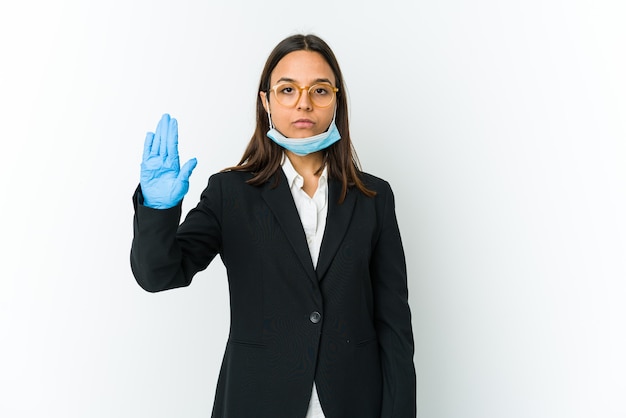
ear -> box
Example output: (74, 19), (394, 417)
(259, 91), (269, 114)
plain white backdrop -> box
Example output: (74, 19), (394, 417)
(1, 0), (625, 417)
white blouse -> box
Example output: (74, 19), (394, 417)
(281, 155), (328, 418)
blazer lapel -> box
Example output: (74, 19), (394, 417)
(261, 172), (317, 283)
(316, 179), (357, 281)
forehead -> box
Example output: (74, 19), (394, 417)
(271, 50), (336, 85)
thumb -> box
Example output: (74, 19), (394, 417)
(178, 158), (198, 182)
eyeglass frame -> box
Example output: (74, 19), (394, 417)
(268, 82), (339, 108)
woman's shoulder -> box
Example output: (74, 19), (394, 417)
(358, 171), (393, 193)
(199, 170), (260, 202)
(208, 169), (256, 184)
(199, 170), (257, 195)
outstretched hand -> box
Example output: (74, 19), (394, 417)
(140, 114), (197, 209)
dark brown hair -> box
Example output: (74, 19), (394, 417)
(227, 34), (375, 202)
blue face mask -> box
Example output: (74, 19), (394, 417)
(265, 106), (341, 156)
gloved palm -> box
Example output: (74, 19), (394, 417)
(140, 113), (197, 209)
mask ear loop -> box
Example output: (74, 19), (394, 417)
(265, 96), (274, 130)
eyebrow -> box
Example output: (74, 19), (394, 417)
(276, 77), (335, 85)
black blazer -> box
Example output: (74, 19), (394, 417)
(131, 170), (416, 418)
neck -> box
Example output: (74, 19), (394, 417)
(285, 151), (324, 197)
(285, 150), (324, 176)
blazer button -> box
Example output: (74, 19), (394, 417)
(309, 311), (321, 324)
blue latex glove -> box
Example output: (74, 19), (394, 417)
(140, 114), (197, 209)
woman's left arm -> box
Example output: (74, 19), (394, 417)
(370, 181), (417, 417)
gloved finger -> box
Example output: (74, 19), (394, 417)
(166, 116), (179, 163)
(178, 158), (198, 182)
(151, 113), (169, 157)
(159, 114), (171, 158)
(142, 132), (155, 162)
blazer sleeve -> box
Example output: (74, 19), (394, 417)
(370, 181), (417, 417)
(130, 175), (223, 292)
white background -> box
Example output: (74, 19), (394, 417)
(1, 1), (625, 417)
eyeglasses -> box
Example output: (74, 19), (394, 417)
(269, 82), (339, 108)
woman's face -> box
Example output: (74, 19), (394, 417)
(260, 50), (337, 139)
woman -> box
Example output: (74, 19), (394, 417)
(131, 34), (416, 418)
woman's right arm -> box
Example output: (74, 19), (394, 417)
(130, 114), (221, 292)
